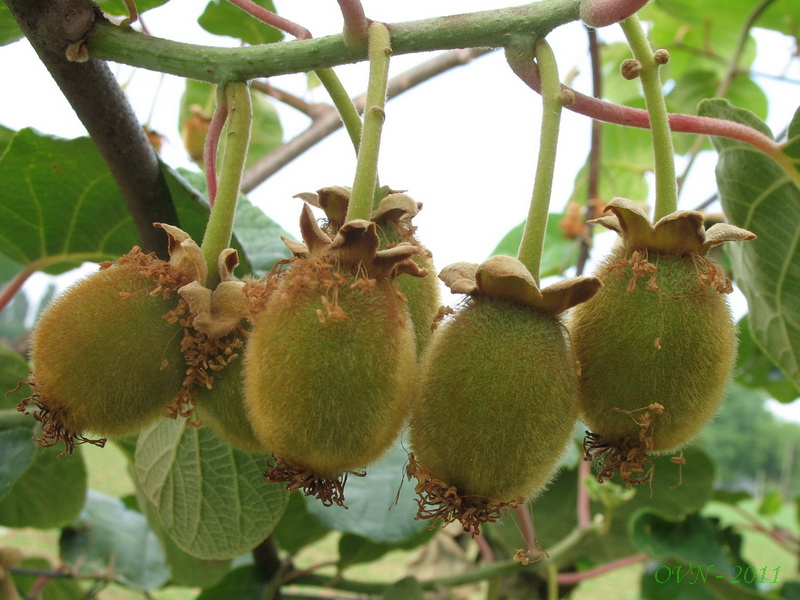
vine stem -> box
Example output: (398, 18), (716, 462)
(200, 82), (252, 287)
(510, 38), (563, 285)
(619, 16), (676, 221)
(315, 68), (363, 154)
(345, 22), (392, 222)
(204, 85), (229, 206)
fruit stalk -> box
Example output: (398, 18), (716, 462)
(315, 68), (363, 153)
(619, 15), (677, 221)
(200, 81), (252, 287)
(509, 38), (563, 285)
(346, 22), (392, 222)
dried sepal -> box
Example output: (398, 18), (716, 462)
(264, 457), (365, 508)
(439, 256), (600, 317)
(371, 192), (422, 223)
(282, 204), (424, 280)
(407, 453), (524, 535)
(294, 186), (351, 231)
(590, 197), (756, 256)
(154, 222), (208, 285)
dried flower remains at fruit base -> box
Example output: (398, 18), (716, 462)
(571, 198), (755, 487)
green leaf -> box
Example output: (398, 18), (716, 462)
(0, 342), (29, 410)
(0, 127), (271, 276)
(701, 99), (800, 390)
(272, 490), (331, 554)
(757, 490), (783, 516)
(305, 439), (430, 544)
(666, 72), (767, 121)
(198, 0), (283, 46)
(59, 489), (170, 590)
(712, 489), (751, 505)
(196, 565), (271, 600)
(134, 416), (289, 560)
(382, 576), (425, 600)
(782, 582), (800, 600)
(132, 464), (233, 588)
(631, 512), (743, 577)
(735, 315), (800, 403)
(0, 4), (23, 46)
(0, 444), (87, 528)
(0, 428), (36, 500)
(93, 0), (170, 17)
(641, 562), (717, 600)
(12, 557), (85, 600)
(490, 213), (581, 278)
(0, 123), (14, 154)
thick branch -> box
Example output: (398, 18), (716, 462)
(241, 47), (492, 192)
(4, 0), (179, 258)
(86, 0), (580, 83)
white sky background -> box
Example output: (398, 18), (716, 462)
(0, 0), (798, 418)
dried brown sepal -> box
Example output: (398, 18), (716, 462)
(406, 453), (524, 535)
(264, 457), (365, 508)
(16, 381), (106, 456)
(582, 402), (665, 488)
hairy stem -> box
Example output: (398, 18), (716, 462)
(556, 553), (649, 585)
(619, 16), (676, 221)
(315, 68), (363, 154)
(510, 38), (563, 285)
(86, 0), (580, 82)
(201, 82), (252, 287)
(345, 22), (392, 222)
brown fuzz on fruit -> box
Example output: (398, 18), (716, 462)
(19, 244), (193, 454)
(408, 256), (601, 533)
(245, 204), (423, 505)
(296, 187), (441, 355)
(572, 198), (755, 487)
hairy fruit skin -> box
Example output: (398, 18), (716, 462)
(569, 249), (736, 452)
(410, 297), (578, 507)
(28, 262), (185, 444)
(244, 260), (416, 478)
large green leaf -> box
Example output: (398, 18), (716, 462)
(0, 4), (23, 46)
(198, 0), (283, 46)
(305, 439), (430, 544)
(0, 428), (36, 501)
(0, 342), (29, 410)
(337, 527), (435, 571)
(0, 128), (292, 280)
(94, 0), (171, 17)
(134, 416), (289, 560)
(735, 315), (799, 403)
(701, 99), (800, 389)
(59, 489), (170, 590)
(383, 577), (425, 600)
(196, 565), (272, 600)
(0, 444), (87, 528)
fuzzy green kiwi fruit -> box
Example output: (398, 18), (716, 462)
(568, 198), (755, 485)
(407, 256), (601, 532)
(243, 208), (420, 506)
(23, 254), (185, 452)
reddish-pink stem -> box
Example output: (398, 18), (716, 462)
(0, 265), (36, 313)
(556, 553), (649, 585)
(204, 94), (228, 207)
(508, 56), (782, 157)
(225, 0), (312, 39)
(473, 532), (496, 563)
(516, 504), (540, 558)
(336, 0), (370, 50)
(581, 0), (649, 28)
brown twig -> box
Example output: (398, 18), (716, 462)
(4, 0), (179, 259)
(241, 47), (493, 192)
(250, 80), (330, 118)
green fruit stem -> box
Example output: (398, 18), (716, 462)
(201, 81), (252, 287)
(315, 68), (363, 154)
(346, 22), (392, 222)
(513, 38), (562, 286)
(619, 15), (677, 222)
